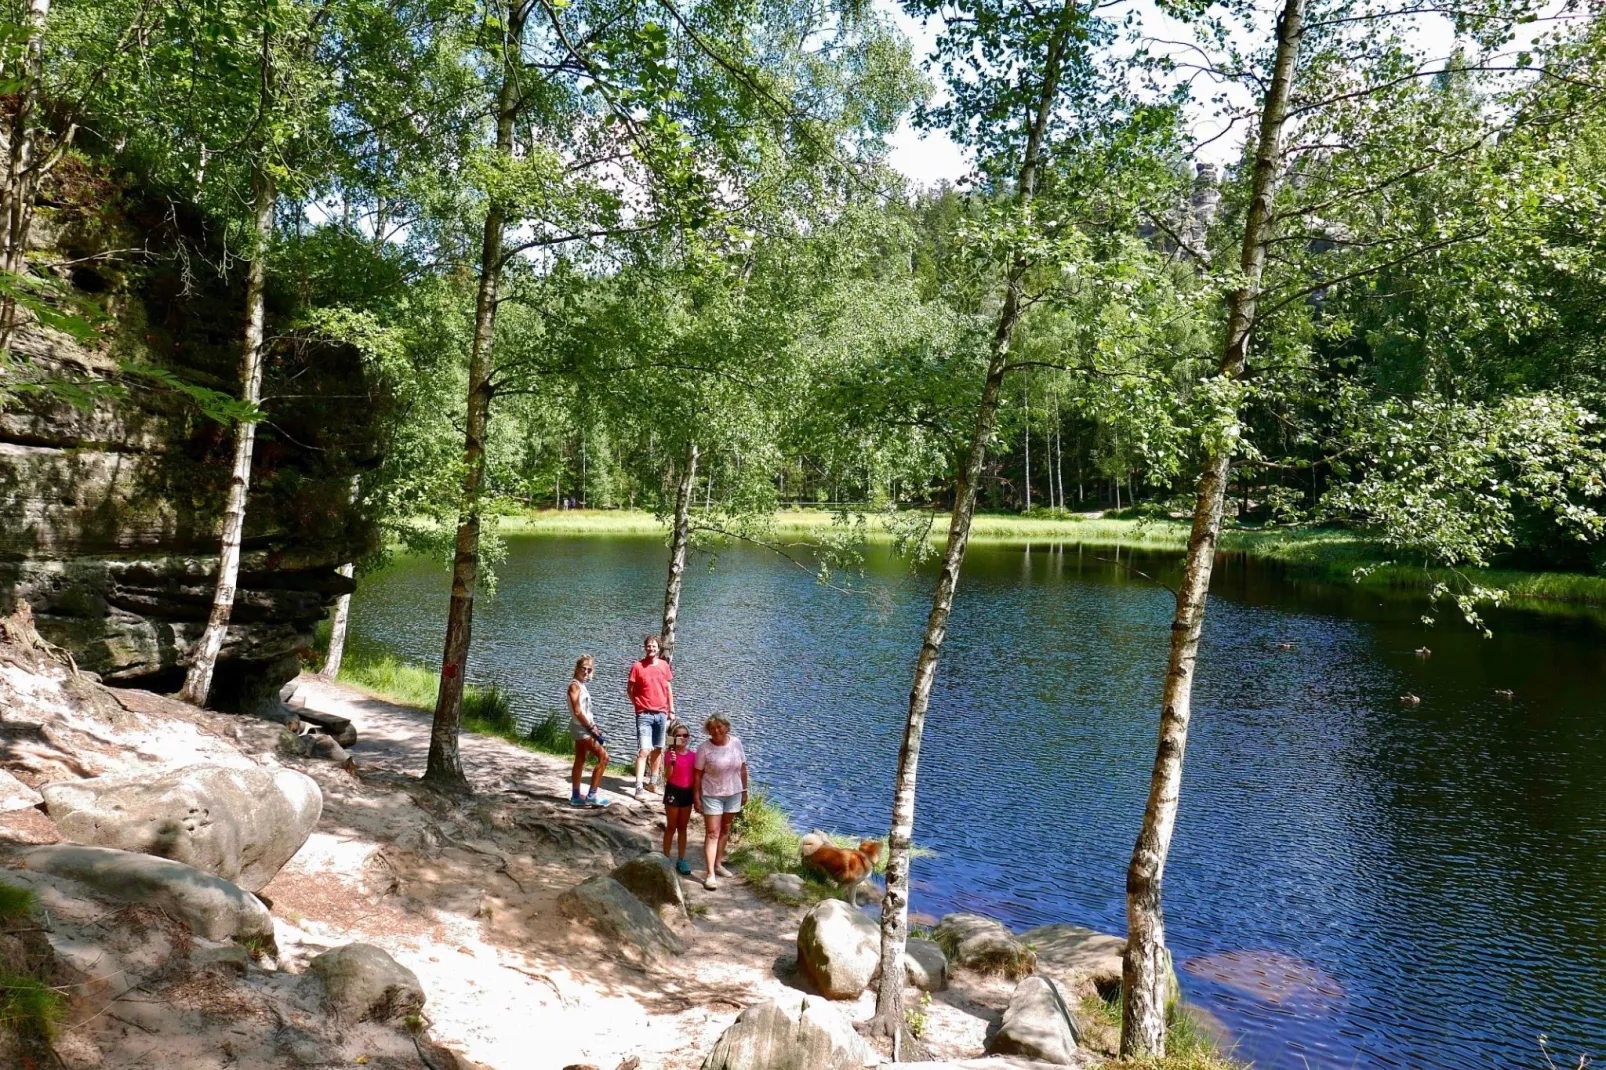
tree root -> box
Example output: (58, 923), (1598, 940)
(855, 1014), (932, 1062)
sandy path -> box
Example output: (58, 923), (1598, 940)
(266, 675), (1002, 1070)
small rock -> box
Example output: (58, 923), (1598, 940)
(610, 852), (687, 919)
(40, 764), (322, 891)
(308, 943), (426, 1023)
(796, 899), (878, 1000)
(559, 876), (688, 962)
(700, 995), (872, 1070)
(23, 844), (274, 942)
(934, 913), (1035, 976)
(0, 769), (43, 812)
(986, 975), (1081, 1065)
(905, 937), (948, 991)
(310, 734), (348, 763)
(759, 872), (807, 903)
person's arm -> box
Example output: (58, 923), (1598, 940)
(567, 681), (593, 732)
(626, 665), (639, 707)
(692, 766), (704, 811)
(666, 679), (675, 719)
(740, 740), (748, 800)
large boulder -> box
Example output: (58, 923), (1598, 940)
(701, 995), (872, 1070)
(796, 899), (878, 1000)
(934, 913), (1035, 976)
(308, 943), (425, 1023)
(22, 844), (273, 942)
(1021, 924), (1181, 1005)
(1018, 924), (1123, 992)
(40, 764), (321, 891)
(558, 876), (688, 963)
(986, 976), (1082, 1065)
(905, 937), (948, 992)
(610, 852), (687, 921)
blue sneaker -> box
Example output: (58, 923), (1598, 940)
(585, 792), (611, 808)
(570, 792), (586, 807)
(676, 858), (692, 876)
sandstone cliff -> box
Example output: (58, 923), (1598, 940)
(1, 161), (385, 711)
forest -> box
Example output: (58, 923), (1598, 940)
(2, 0), (1605, 1066)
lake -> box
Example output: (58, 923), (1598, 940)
(344, 534), (1606, 1070)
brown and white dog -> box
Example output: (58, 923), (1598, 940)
(799, 832), (883, 906)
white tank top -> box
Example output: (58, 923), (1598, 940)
(571, 679), (592, 721)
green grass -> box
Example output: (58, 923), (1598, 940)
(329, 646), (632, 774)
(484, 507), (1606, 610)
(730, 793), (895, 905)
(1084, 990), (1249, 1070)
(0, 882), (67, 1053)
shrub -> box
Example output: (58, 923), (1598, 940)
(526, 711), (572, 752)
(461, 683), (514, 733)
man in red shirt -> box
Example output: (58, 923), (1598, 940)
(626, 634), (675, 800)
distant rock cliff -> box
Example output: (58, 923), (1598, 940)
(0, 164), (385, 712)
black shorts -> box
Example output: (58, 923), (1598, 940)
(664, 783), (695, 808)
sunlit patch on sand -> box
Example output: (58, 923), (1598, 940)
(1184, 950), (1345, 1010)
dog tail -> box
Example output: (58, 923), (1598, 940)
(799, 831), (830, 859)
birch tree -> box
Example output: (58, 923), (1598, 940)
(1119, 0), (1577, 1052)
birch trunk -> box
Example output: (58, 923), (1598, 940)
(868, 6), (1074, 1050)
(424, 1), (522, 789)
(0, 0), (52, 351)
(660, 441), (698, 658)
(323, 563), (355, 678)
(180, 166), (274, 707)
(1023, 378), (1032, 512)
(1120, 0), (1303, 1054)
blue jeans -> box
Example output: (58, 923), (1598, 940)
(636, 711), (667, 751)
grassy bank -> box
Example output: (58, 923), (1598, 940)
(490, 508), (1606, 609)
(326, 645), (635, 775)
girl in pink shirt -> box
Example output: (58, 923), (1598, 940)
(661, 723), (696, 875)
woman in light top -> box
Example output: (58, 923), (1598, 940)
(567, 655), (610, 807)
(693, 714), (748, 890)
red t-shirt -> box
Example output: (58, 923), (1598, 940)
(627, 656), (673, 713)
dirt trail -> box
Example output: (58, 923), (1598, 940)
(271, 675), (1005, 1068)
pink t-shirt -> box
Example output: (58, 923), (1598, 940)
(664, 748), (696, 789)
(695, 736), (747, 797)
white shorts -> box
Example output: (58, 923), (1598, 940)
(701, 792), (743, 816)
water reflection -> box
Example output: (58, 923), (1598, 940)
(347, 536), (1606, 1070)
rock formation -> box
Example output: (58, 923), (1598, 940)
(2, 170), (385, 712)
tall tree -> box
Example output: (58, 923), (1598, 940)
(867, 0), (1150, 1046)
(1118, 0), (1587, 1052)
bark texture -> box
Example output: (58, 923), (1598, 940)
(660, 441), (699, 658)
(322, 563), (355, 678)
(0, 0), (58, 351)
(1119, 0), (1304, 1054)
(869, 6), (1074, 1050)
(425, 1), (523, 788)
(179, 167), (274, 708)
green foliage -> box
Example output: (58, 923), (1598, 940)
(0, 882), (36, 925)
(460, 683), (514, 734)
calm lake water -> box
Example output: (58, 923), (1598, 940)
(346, 534), (1606, 1070)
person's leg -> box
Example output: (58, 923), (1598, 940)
(675, 806), (689, 858)
(588, 741), (608, 793)
(633, 716), (649, 794)
(644, 715), (665, 790)
(662, 804), (679, 856)
(702, 809), (721, 881)
(715, 811), (737, 870)
(570, 741), (586, 801)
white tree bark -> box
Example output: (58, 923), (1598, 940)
(869, 4), (1076, 1050)
(180, 166), (274, 707)
(323, 563), (356, 678)
(1120, 0), (1304, 1054)
(660, 441), (699, 658)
